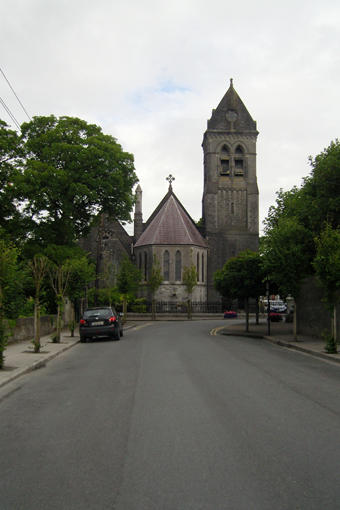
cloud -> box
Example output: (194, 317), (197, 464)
(1, 0), (340, 236)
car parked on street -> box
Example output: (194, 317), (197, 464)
(224, 310), (238, 319)
(79, 307), (123, 342)
(268, 312), (282, 322)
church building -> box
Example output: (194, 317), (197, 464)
(79, 80), (259, 305)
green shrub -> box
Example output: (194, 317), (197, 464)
(130, 298), (147, 313)
(322, 332), (338, 354)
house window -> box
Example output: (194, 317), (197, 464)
(197, 252), (200, 282)
(234, 146), (244, 176)
(220, 146), (230, 175)
(175, 250), (181, 281)
(164, 250), (170, 281)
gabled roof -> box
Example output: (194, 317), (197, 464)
(134, 190), (207, 248)
(207, 79), (257, 133)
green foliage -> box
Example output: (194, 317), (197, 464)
(314, 224), (340, 311)
(117, 255), (141, 297)
(66, 255), (95, 302)
(148, 255), (163, 296)
(322, 332), (337, 354)
(214, 250), (266, 300)
(87, 287), (121, 308)
(0, 240), (23, 367)
(304, 139), (340, 232)
(117, 255), (142, 322)
(261, 217), (314, 299)
(147, 256), (163, 319)
(0, 121), (22, 238)
(4, 115), (138, 247)
(182, 263), (198, 297)
(130, 298), (147, 313)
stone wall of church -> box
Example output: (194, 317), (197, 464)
(134, 244), (208, 302)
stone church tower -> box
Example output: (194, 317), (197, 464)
(202, 79), (259, 301)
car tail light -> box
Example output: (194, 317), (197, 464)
(108, 316), (117, 323)
(80, 319), (87, 325)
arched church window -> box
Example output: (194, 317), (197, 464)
(234, 145), (244, 176)
(202, 253), (204, 282)
(231, 202), (234, 214)
(144, 252), (147, 281)
(164, 250), (170, 281)
(175, 250), (181, 281)
(220, 146), (230, 176)
(138, 252), (142, 270)
(197, 252), (200, 282)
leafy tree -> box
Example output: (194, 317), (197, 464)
(303, 139), (340, 233)
(100, 258), (117, 308)
(214, 250), (266, 331)
(313, 224), (340, 353)
(0, 241), (22, 368)
(10, 115), (138, 248)
(117, 255), (142, 323)
(182, 262), (198, 320)
(0, 121), (22, 238)
(261, 217), (314, 340)
(147, 255), (164, 320)
(264, 140), (340, 240)
(29, 256), (50, 352)
(49, 264), (72, 342)
(65, 256), (96, 334)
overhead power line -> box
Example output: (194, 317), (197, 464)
(0, 67), (31, 125)
(0, 96), (21, 131)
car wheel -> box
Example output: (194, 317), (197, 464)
(120, 329), (123, 337)
(113, 328), (120, 340)
(80, 335), (87, 343)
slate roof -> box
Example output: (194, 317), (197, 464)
(207, 79), (258, 133)
(134, 191), (207, 248)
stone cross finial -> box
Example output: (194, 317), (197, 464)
(166, 174), (175, 190)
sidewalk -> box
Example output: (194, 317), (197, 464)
(221, 319), (340, 364)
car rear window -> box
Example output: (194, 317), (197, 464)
(83, 309), (112, 319)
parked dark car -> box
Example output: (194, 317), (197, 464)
(79, 307), (123, 342)
(224, 310), (238, 318)
(268, 312), (282, 322)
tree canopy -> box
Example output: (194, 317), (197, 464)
(1, 115), (138, 249)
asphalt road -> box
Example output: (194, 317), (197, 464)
(1, 319), (340, 510)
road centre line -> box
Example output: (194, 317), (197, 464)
(131, 323), (154, 331)
(211, 326), (225, 336)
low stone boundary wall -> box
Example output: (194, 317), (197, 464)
(6, 315), (58, 344)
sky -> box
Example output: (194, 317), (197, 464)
(1, 0), (340, 235)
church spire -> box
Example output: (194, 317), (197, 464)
(134, 184), (143, 241)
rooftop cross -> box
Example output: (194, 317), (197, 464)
(166, 174), (175, 190)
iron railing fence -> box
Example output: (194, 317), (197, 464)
(127, 299), (258, 314)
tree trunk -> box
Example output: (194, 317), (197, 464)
(70, 304), (75, 337)
(122, 298), (127, 324)
(245, 298), (249, 332)
(152, 299), (156, 321)
(56, 304), (61, 342)
(33, 300), (41, 352)
(187, 299), (192, 320)
(334, 304), (337, 345)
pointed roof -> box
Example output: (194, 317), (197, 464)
(134, 190), (207, 248)
(207, 79), (257, 133)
